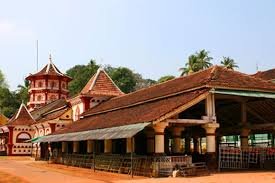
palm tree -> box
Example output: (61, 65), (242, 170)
(179, 54), (199, 76)
(196, 49), (213, 70)
(179, 50), (213, 76)
(221, 57), (238, 70)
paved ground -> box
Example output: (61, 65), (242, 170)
(0, 157), (275, 183)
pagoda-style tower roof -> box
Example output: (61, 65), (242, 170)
(80, 68), (124, 97)
(26, 55), (72, 81)
(8, 103), (35, 126)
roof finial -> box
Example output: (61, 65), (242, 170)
(49, 53), (52, 63)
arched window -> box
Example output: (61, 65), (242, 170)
(16, 132), (31, 143)
(75, 106), (80, 121)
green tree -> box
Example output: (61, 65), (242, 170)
(15, 79), (29, 104)
(107, 67), (137, 93)
(157, 75), (175, 83)
(179, 50), (213, 76)
(196, 49), (213, 69)
(221, 57), (238, 70)
(134, 73), (156, 90)
(0, 87), (20, 118)
(0, 70), (8, 88)
(66, 59), (99, 96)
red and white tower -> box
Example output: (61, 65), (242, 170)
(26, 55), (72, 111)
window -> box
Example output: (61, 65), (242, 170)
(37, 95), (42, 101)
(38, 82), (43, 88)
(50, 81), (56, 88)
(16, 132), (31, 143)
(50, 95), (57, 101)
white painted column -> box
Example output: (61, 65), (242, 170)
(62, 142), (67, 153)
(172, 127), (184, 154)
(202, 123), (220, 153)
(104, 139), (112, 153)
(73, 141), (79, 153)
(153, 122), (169, 154)
(126, 138), (135, 153)
(87, 140), (94, 153)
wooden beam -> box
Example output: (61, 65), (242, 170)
(167, 118), (209, 124)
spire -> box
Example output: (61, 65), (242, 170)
(49, 54), (52, 63)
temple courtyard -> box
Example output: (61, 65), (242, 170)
(0, 157), (274, 183)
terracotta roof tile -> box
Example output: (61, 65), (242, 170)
(26, 58), (72, 81)
(82, 66), (275, 117)
(31, 99), (71, 123)
(81, 68), (124, 97)
(52, 66), (275, 135)
(52, 89), (208, 134)
(8, 104), (35, 126)
(252, 68), (275, 81)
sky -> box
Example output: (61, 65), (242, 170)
(0, 0), (275, 90)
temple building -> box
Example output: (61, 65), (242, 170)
(69, 68), (124, 121)
(35, 66), (275, 175)
(26, 55), (72, 111)
(0, 103), (35, 155)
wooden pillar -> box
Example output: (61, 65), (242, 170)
(240, 128), (250, 148)
(104, 139), (112, 153)
(240, 100), (250, 148)
(146, 130), (155, 154)
(87, 140), (94, 153)
(126, 138), (135, 154)
(73, 141), (79, 153)
(153, 122), (168, 154)
(172, 127), (184, 154)
(193, 136), (199, 153)
(62, 142), (67, 153)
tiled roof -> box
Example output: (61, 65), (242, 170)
(26, 56), (72, 81)
(52, 89), (208, 135)
(80, 68), (124, 97)
(8, 104), (35, 126)
(82, 66), (275, 117)
(31, 99), (70, 123)
(0, 114), (9, 125)
(52, 66), (275, 135)
(252, 68), (275, 81)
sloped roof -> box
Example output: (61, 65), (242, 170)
(52, 89), (209, 135)
(31, 99), (70, 123)
(52, 66), (275, 135)
(82, 66), (275, 117)
(252, 68), (275, 81)
(80, 68), (124, 97)
(0, 113), (9, 125)
(26, 56), (72, 81)
(8, 104), (35, 126)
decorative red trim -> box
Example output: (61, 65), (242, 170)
(7, 126), (14, 155)
(49, 123), (56, 133)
